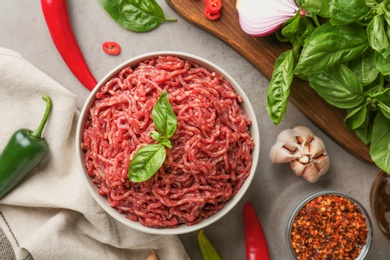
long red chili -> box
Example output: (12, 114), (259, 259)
(41, 0), (97, 91)
(244, 202), (270, 260)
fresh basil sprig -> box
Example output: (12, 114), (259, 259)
(128, 90), (177, 182)
(266, 0), (390, 174)
(98, 0), (176, 32)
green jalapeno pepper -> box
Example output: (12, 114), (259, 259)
(0, 95), (52, 198)
(197, 229), (223, 260)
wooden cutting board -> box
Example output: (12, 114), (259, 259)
(166, 0), (372, 163)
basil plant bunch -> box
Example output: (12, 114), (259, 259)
(266, 0), (390, 174)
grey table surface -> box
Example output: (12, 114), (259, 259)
(1, 1), (389, 259)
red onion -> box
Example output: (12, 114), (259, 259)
(236, 0), (302, 37)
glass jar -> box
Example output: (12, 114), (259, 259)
(370, 170), (390, 241)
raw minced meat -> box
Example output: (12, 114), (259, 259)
(81, 55), (254, 228)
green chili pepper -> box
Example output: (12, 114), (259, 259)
(197, 229), (223, 260)
(0, 95), (52, 198)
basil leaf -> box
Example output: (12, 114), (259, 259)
(308, 64), (365, 109)
(344, 105), (368, 130)
(296, 0), (330, 18)
(267, 50), (295, 124)
(152, 90), (177, 139)
(346, 49), (378, 85)
(150, 131), (172, 148)
(98, 0), (176, 32)
(370, 87), (390, 119)
(128, 144), (166, 182)
(367, 14), (390, 59)
(281, 11), (301, 38)
(353, 112), (373, 145)
(295, 22), (368, 76)
(374, 50), (390, 75)
(370, 112), (390, 174)
(330, 0), (370, 25)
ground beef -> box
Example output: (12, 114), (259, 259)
(81, 55), (254, 228)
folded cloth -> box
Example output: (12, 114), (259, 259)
(0, 48), (190, 260)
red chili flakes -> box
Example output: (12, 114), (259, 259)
(290, 194), (369, 260)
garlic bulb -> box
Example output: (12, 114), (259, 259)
(269, 126), (330, 183)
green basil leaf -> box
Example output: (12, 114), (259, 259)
(374, 50), (390, 75)
(344, 105), (368, 130)
(152, 90), (177, 139)
(308, 64), (365, 109)
(98, 0), (176, 32)
(346, 49), (378, 85)
(367, 14), (390, 59)
(150, 131), (172, 148)
(330, 0), (370, 25)
(267, 50), (295, 124)
(296, 0), (330, 17)
(353, 117), (372, 145)
(370, 87), (390, 119)
(295, 22), (368, 76)
(128, 144), (166, 182)
(370, 111), (390, 173)
(281, 11), (301, 38)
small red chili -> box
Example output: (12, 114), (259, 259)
(204, 0), (222, 20)
(102, 41), (121, 56)
(244, 202), (270, 260)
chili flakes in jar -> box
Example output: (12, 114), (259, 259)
(289, 193), (371, 260)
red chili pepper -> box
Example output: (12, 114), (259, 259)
(41, 0), (97, 91)
(102, 42), (121, 56)
(204, 0), (222, 20)
(244, 202), (270, 260)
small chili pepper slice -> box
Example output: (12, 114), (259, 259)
(204, 0), (222, 20)
(205, 0), (222, 13)
(197, 229), (223, 260)
(102, 41), (121, 56)
(244, 202), (270, 260)
(0, 95), (52, 198)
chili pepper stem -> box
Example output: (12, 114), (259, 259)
(31, 95), (52, 139)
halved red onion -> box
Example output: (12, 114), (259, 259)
(236, 0), (300, 37)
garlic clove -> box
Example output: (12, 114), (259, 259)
(301, 164), (321, 183)
(290, 160), (306, 176)
(269, 140), (295, 163)
(293, 126), (314, 145)
(276, 129), (298, 152)
(309, 137), (327, 158)
(314, 155), (330, 176)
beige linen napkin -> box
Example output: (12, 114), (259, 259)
(0, 48), (190, 260)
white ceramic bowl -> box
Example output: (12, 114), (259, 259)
(76, 51), (260, 235)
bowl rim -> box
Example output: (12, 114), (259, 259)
(286, 190), (373, 260)
(75, 51), (260, 235)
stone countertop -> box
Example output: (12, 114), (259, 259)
(1, 1), (389, 259)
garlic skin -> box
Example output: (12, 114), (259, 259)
(269, 126), (330, 183)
